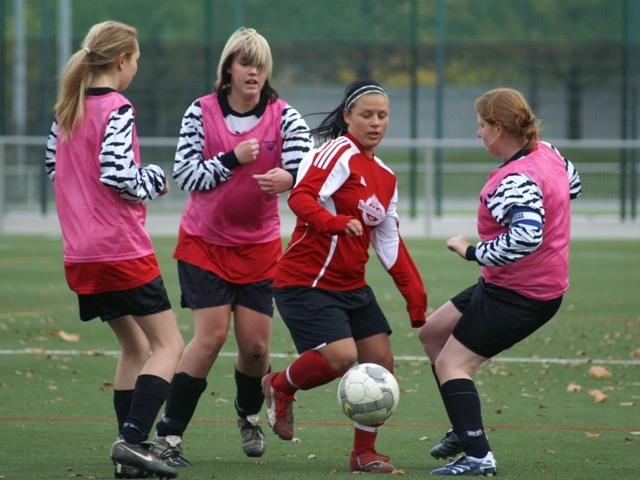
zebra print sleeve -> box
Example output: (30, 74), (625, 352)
(281, 105), (312, 184)
(45, 121), (58, 180)
(545, 142), (582, 199)
(565, 157), (582, 200)
(474, 173), (544, 267)
(173, 100), (233, 191)
(99, 106), (166, 204)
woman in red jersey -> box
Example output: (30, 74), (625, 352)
(262, 79), (427, 474)
(420, 88), (582, 476)
(45, 21), (183, 479)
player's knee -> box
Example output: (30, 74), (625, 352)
(239, 341), (269, 362)
(330, 354), (359, 375)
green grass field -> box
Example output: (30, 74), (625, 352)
(1, 234), (638, 479)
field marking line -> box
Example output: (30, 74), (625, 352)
(0, 416), (637, 432)
(1, 349), (639, 365)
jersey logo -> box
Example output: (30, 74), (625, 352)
(360, 176), (367, 186)
(263, 140), (277, 151)
(358, 194), (385, 226)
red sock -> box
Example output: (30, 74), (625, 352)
(351, 367), (391, 456)
(272, 350), (339, 395)
(352, 423), (381, 456)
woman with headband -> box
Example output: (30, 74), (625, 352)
(262, 79), (427, 473)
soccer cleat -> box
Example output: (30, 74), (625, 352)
(110, 436), (178, 479)
(237, 414), (266, 457)
(350, 450), (397, 473)
(152, 434), (191, 467)
(430, 429), (463, 459)
(262, 372), (295, 440)
(430, 452), (497, 476)
(114, 462), (154, 479)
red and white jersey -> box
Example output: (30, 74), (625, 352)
(275, 133), (427, 326)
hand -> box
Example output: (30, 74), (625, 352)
(159, 182), (170, 196)
(234, 138), (260, 165)
(253, 168), (294, 195)
(345, 218), (363, 236)
(446, 234), (471, 259)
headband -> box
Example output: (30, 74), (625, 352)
(345, 85), (388, 110)
(84, 47), (91, 55)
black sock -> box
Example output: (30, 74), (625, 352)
(156, 372), (207, 437)
(121, 375), (170, 444)
(113, 389), (134, 432)
(235, 366), (269, 417)
(440, 378), (490, 458)
(431, 364), (443, 394)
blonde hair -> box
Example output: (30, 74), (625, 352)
(475, 88), (540, 148)
(55, 21), (138, 139)
(214, 27), (277, 100)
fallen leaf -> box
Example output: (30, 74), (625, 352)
(588, 389), (609, 403)
(631, 349), (640, 359)
(566, 382), (582, 393)
(58, 330), (80, 342)
(24, 348), (45, 354)
(588, 365), (612, 379)
(100, 381), (113, 392)
(585, 431), (600, 438)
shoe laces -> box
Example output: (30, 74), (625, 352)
(274, 389), (295, 419)
(442, 429), (457, 442)
(155, 436), (185, 460)
(355, 449), (390, 463)
(240, 415), (263, 440)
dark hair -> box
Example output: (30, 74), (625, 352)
(310, 79), (387, 143)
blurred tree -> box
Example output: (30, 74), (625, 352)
(0, 0), (626, 138)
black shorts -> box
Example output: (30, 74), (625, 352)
(451, 278), (562, 358)
(274, 285), (392, 354)
(177, 260), (274, 316)
(77, 276), (172, 322)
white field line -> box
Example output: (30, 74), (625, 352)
(1, 349), (639, 366)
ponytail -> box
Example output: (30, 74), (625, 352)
(54, 21), (138, 140)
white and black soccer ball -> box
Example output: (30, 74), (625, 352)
(337, 363), (400, 425)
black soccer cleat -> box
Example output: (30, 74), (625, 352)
(430, 429), (464, 459)
(110, 436), (178, 479)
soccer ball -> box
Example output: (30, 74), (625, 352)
(337, 363), (400, 425)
